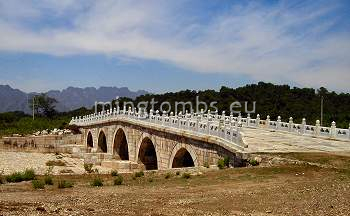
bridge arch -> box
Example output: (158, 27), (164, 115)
(169, 144), (198, 168)
(137, 136), (158, 170)
(113, 128), (129, 160)
(97, 130), (107, 153)
(86, 131), (93, 148)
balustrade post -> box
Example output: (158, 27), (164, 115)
(315, 120), (320, 136)
(266, 115), (270, 128)
(196, 115), (200, 132)
(256, 114), (260, 128)
(277, 116), (281, 130)
(301, 118), (306, 134)
(123, 106), (126, 115)
(330, 121), (336, 138)
(247, 113), (251, 127)
(288, 117), (293, 132)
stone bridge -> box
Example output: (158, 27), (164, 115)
(71, 108), (350, 171)
(70, 108), (246, 171)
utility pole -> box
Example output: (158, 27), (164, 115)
(320, 96), (323, 126)
(32, 96), (35, 120)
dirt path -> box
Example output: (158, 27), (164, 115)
(1, 163), (350, 215)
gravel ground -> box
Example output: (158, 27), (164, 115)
(0, 151), (110, 175)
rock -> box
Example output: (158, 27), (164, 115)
(266, 210), (272, 213)
(36, 206), (46, 212)
(254, 156), (262, 163)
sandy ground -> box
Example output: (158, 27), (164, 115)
(0, 151), (111, 175)
(0, 152), (350, 215)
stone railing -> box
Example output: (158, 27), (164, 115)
(69, 108), (245, 150)
(228, 113), (350, 141)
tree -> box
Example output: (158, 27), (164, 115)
(29, 94), (58, 118)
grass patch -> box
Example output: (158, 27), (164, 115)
(91, 177), (103, 187)
(5, 169), (36, 183)
(165, 173), (171, 179)
(114, 175), (123, 185)
(249, 159), (259, 166)
(182, 173), (191, 179)
(58, 180), (74, 189)
(46, 160), (66, 166)
(32, 180), (45, 189)
(134, 171), (144, 178)
(44, 175), (54, 185)
(111, 170), (119, 177)
(84, 163), (94, 173)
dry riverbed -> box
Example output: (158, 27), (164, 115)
(0, 152), (349, 215)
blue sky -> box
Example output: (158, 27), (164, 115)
(0, 0), (349, 93)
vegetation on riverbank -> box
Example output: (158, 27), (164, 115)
(1, 82), (349, 137)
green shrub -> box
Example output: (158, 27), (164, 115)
(84, 163), (94, 173)
(165, 173), (171, 179)
(224, 156), (230, 167)
(44, 175), (53, 185)
(22, 169), (36, 181)
(6, 172), (24, 182)
(0, 175), (4, 184)
(217, 159), (225, 169)
(182, 173), (191, 179)
(57, 180), (74, 189)
(249, 159), (259, 166)
(91, 177), (103, 187)
(175, 171), (180, 176)
(204, 162), (210, 168)
(111, 170), (119, 177)
(134, 171), (144, 178)
(32, 180), (45, 189)
(114, 175), (123, 185)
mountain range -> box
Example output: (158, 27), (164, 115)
(0, 85), (147, 113)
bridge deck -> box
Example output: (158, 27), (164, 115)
(243, 128), (350, 155)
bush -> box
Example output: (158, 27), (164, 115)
(6, 172), (23, 183)
(44, 175), (53, 185)
(57, 180), (74, 189)
(148, 178), (154, 183)
(32, 180), (45, 189)
(249, 159), (259, 166)
(224, 156), (230, 167)
(134, 171), (144, 178)
(22, 169), (36, 181)
(91, 177), (103, 187)
(182, 173), (191, 179)
(6, 169), (35, 183)
(217, 159), (225, 169)
(84, 163), (94, 173)
(0, 175), (4, 184)
(165, 173), (171, 179)
(175, 171), (180, 176)
(111, 170), (119, 177)
(204, 162), (210, 168)
(114, 175), (123, 185)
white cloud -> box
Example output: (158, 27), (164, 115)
(0, 0), (349, 91)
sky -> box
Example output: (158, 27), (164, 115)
(0, 0), (349, 93)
